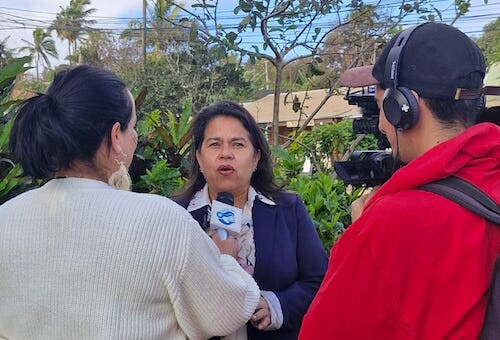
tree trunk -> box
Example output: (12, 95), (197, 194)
(68, 41), (71, 63)
(272, 63), (283, 148)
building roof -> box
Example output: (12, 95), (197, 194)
(243, 89), (360, 126)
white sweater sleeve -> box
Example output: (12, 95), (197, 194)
(168, 220), (260, 340)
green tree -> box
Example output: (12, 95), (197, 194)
(115, 39), (252, 115)
(313, 5), (390, 89)
(168, 0), (480, 148)
(113, 1), (253, 115)
(71, 30), (113, 65)
(50, 0), (96, 60)
(0, 36), (14, 69)
(299, 119), (379, 174)
(120, 0), (190, 67)
(142, 0), (188, 53)
(168, 0), (463, 148)
(20, 28), (59, 81)
(476, 18), (500, 67)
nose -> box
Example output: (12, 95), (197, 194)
(378, 112), (388, 135)
(218, 143), (233, 159)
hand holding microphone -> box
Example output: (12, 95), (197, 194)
(209, 229), (239, 259)
(209, 192), (242, 241)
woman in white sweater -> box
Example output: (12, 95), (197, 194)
(0, 65), (260, 340)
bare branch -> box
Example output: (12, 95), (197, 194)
(260, 1), (292, 62)
(281, 3), (325, 58)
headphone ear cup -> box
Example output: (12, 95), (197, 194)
(383, 87), (419, 130)
(383, 88), (401, 127)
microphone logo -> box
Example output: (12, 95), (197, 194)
(210, 192), (241, 239)
(216, 209), (236, 226)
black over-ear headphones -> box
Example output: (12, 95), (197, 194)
(383, 24), (425, 131)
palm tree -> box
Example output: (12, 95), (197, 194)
(121, 0), (188, 54)
(20, 28), (59, 81)
(51, 6), (73, 58)
(148, 0), (188, 53)
(50, 0), (96, 62)
(0, 36), (14, 69)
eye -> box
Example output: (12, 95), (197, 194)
(208, 141), (219, 147)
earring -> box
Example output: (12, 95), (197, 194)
(108, 154), (132, 191)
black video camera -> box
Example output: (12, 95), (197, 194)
(333, 87), (396, 187)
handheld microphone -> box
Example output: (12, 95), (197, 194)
(209, 192), (242, 240)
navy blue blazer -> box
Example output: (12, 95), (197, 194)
(174, 192), (328, 340)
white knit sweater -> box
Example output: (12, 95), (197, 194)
(0, 178), (260, 340)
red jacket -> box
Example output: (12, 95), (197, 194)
(299, 123), (500, 339)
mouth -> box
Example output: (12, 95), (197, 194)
(217, 165), (235, 176)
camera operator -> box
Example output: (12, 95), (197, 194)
(299, 23), (500, 339)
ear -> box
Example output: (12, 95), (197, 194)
(254, 149), (261, 167)
(109, 122), (123, 155)
(195, 150), (203, 173)
(411, 90), (428, 116)
(411, 90), (421, 104)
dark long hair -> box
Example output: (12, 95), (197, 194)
(9, 64), (133, 179)
(177, 100), (282, 200)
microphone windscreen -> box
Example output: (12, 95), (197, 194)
(216, 192), (234, 206)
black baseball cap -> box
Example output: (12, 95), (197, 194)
(340, 23), (489, 100)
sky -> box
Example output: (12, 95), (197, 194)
(0, 0), (498, 73)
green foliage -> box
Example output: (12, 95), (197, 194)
(287, 172), (362, 251)
(0, 36), (14, 69)
(302, 120), (352, 171)
(0, 56), (40, 204)
(135, 160), (185, 197)
(116, 0), (253, 113)
(300, 119), (379, 173)
(0, 164), (29, 204)
(122, 43), (253, 115)
(116, 3), (254, 112)
(476, 18), (500, 66)
(271, 141), (306, 186)
(139, 102), (193, 170)
(315, 4), (388, 89)
(0, 56), (32, 112)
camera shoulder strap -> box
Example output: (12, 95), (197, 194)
(417, 176), (500, 224)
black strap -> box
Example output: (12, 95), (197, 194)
(418, 177), (500, 224)
(480, 255), (500, 339)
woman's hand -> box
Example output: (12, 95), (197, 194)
(209, 231), (239, 259)
(351, 186), (379, 223)
(250, 296), (271, 330)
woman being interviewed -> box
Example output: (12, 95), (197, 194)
(0, 66), (260, 339)
(173, 100), (328, 340)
